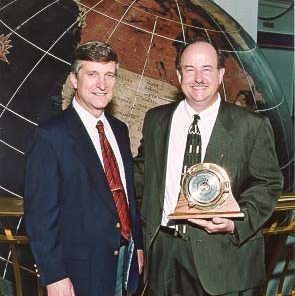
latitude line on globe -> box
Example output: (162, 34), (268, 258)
(0, 186), (22, 198)
(0, 139), (25, 155)
(0, 0), (17, 12)
(117, 83), (175, 103)
(0, 103), (38, 125)
(14, 0), (60, 31)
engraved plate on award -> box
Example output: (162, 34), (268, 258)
(168, 163), (244, 220)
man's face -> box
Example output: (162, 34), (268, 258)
(177, 42), (225, 112)
(70, 60), (117, 118)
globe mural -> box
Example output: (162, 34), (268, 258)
(0, 0), (294, 294)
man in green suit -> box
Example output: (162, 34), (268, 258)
(134, 38), (283, 296)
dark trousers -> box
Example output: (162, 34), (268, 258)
(147, 227), (262, 296)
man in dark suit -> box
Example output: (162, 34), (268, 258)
(134, 38), (283, 296)
(25, 41), (143, 296)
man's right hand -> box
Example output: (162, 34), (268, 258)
(47, 278), (75, 296)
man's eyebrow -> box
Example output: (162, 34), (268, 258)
(183, 65), (214, 69)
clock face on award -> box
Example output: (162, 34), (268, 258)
(188, 171), (221, 204)
(183, 163), (229, 209)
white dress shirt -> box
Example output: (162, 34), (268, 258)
(161, 95), (221, 226)
(73, 98), (129, 202)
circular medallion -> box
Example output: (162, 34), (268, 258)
(183, 163), (230, 209)
(188, 171), (221, 204)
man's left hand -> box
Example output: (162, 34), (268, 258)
(137, 249), (144, 275)
(188, 217), (235, 234)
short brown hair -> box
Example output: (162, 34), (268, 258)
(71, 41), (119, 76)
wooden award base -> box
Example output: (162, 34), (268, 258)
(168, 192), (244, 220)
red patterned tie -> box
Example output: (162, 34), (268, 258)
(96, 120), (130, 240)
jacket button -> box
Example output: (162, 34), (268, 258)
(114, 250), (119, 256)
(115, 223), (121, 229)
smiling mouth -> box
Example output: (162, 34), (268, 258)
(92, 92), (107, 96)
(192, 85), (207, 89)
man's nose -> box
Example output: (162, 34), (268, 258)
(194, 71), (203, 83)
(96, 77), (106, 90)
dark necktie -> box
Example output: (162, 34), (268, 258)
(96, 120), (130, 240)
(182, 114), (202, 174)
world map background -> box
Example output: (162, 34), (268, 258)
(0, 0), (294, 294)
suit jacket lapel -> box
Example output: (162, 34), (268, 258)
(153, 102), (179, 207)
(65, 107), (118, 216)
(204, 100), (234, 165)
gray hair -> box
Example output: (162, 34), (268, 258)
(71, 41), (119, 76)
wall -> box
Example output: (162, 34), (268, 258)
(213, 0), (258, 41)
(258, 0), (294, 115)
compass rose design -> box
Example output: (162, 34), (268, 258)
(0, 33), (12, 63)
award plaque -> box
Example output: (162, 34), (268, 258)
(168, 163), (244, 219)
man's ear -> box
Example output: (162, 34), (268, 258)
(69, 72), (78, 89)
(219, 68), (225, 84)
(176, 69), (182, 84)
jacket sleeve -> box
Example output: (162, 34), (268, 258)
(24, 127), (68, 286)
(234, 117), (283, 245)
